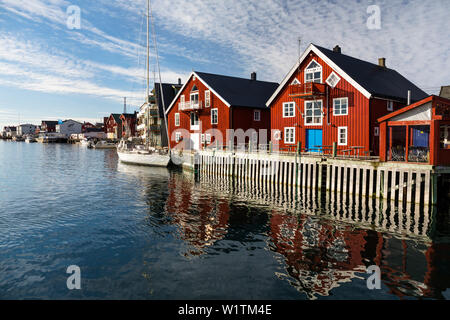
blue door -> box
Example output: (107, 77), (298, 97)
(306, 129), (323, 152)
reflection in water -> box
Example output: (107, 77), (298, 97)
(158, 170), (450, 299)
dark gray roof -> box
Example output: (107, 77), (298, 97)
(155, 83), (182, 117)
(314, 44), (428, 102)
(195, 71), (279, 109)
(111, 114), (122, 124)
(42, 120), (58, 125)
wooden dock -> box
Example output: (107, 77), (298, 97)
(175, 147), (449, 209)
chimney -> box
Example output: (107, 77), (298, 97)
(333, 45), (341, 54)
(407, 90), (411, 105)
(178, 78), (181, 85)
(378, 58), (386, 68)
(251, 72), (257, 81)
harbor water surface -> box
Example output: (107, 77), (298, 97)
(1, 140), (449, 299)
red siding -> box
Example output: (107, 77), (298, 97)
(269, 53), (414, 156)
(270, 53), (371, 154)
(168, 75), (230, 149)
(167, 74), (272, 149)
(232, 107), (271, 144)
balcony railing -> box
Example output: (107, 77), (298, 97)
(288, 82), (327, 98)
(179, 100), (204, 111)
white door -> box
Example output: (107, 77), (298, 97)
(190, 133), (200, 150)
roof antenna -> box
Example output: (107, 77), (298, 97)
(298, 37), (302, 61)
(123, 97), (127, 114)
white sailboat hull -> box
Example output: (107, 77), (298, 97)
(117, 150), (170, 167)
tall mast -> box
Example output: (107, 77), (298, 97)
(146, 0), (150, 103)
(149, 0), (171, 152)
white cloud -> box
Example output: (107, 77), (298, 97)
(0, 34), (188, 104)
(111, 0), (449, 92)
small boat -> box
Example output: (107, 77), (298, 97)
(117, 140), (170, 167)
(93, 141), (117, 149)
(13, 136), (25, 142)
(80, 138), (91, 147)
(36, 133), (67, 143)
(25, 136), (37, 143)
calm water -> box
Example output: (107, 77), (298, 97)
(0, 140), (449, 300)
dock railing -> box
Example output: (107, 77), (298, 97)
(199, 141), (377, 161)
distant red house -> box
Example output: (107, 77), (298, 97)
(120, 113), (137, 138)
(266, 44), (428, 156)
(378, 95), (450, 166)
(40, 120), (58, 133)
(166, 71), (278, 150)
(106, 114), (122, 140)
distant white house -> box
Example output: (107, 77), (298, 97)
(56, 120), (83, 136)
(3, 126), (17, 138)
(17, 124), (37, 136)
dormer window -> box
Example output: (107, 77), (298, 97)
(291, 78), (301, 85)
(305, 59), (322, 83)
(190, 85), (199, 107)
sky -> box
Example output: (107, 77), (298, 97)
(0, 0), (449, 130)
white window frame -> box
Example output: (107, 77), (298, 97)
(304, 100), (323, 126)
(333, 97), (348, 116)
(304, 59), (322, 83)
(284, 127), (295, 144)
(211, 108), (218, 125)
(254, 110), (261, 121)
(190, 92), (199, 108)
(175, 113), (180, 126)
(387, 101), (394, 112)
(291, 78), (301, 85)
(338, 127), (348, 146)
(326, 71), (341, 88)
(201, 133), (205, 143)
(283, 102), (295, 118)
(175, 132), (181, 143)
(206, 133), (211, 143)
(205, 90), (211, 108)
(180, 95), (185, 104)
(190, 112), (199, 131)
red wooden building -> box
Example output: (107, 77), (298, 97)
(378, 95), (450, 166)
(266, 44), (428, 155)
(166, 71), (278, 150)
(120, 113), (137, 138)
(106, 114), (122, 140)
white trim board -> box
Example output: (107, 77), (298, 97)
(265, 44), (372, 107)
(166, 72), (231, 114)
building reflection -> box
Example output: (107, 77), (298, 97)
(161, 170), (450, 299)
(165, 172), (230, 256)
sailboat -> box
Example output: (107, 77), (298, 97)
(117, 0), (171, 167)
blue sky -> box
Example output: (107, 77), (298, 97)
(0, 0), (449, 129)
